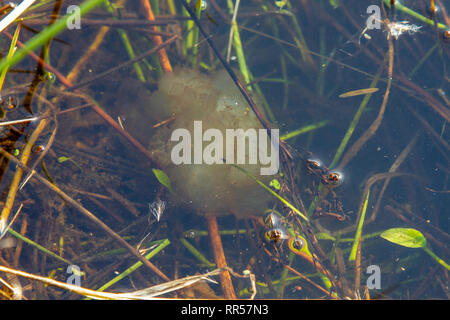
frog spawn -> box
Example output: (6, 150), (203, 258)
(138, 69), (274, 218)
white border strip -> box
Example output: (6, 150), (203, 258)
(0, 0), (36, 33)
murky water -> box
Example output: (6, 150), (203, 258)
(0, 0), (448, 299)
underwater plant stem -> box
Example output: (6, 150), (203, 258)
(140, 0), (173, 73)
(0, 148), (170, 282)
(79, 95), (162, 168)
(422, 247), (450, 271)
(349, 190), (370, 262)
(408, 43), (438, 80)
(270, 256), (333, 298)
(354, 240), (362, 292)
(383, 0), (448, 29)
(69, 35), (178, 90)
(66, 25), (110, 84)
(226, 0), (251, 86)
(0, 24), (20, 93)
(206, 216), (236, 299)
(97, 239), (171, 292)
(285, 1), (313, 65)
(5, 35), (163, 167)
(396, 75), (450, 122)
(230, 164), (308, 221)
(226, 0), (240, 63)
(329, 63), (384, 169)
(180, 238), (215, 268)
(0, 118), (48, 236)
(370, 134), (419, 223)
(280, 121), (328, 141)
(7, 228), (73, 265)
(337, 29), (394, 171)
(0, 0), (105, 73)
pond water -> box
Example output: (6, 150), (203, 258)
(0, 0), (448, 300)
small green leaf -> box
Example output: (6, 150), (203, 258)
(57, 156), (70, 163)
(152, 168), (174, 194)
(274, 0), (288, 10)
(269, 179), (281, 190)
(380, 228), (427, 248)
(329, 0), (340, 9)
(57, 156), (83, 171)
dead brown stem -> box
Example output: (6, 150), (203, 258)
(0, 148), (170, 282)
(206, 216), (236, 299)
(140, 0), (173, 73)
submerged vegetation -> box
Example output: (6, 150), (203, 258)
(0, 0), (448, 300)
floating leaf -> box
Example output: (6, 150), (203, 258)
(380, 228), (426, 248)
(152, 169), (174, 194)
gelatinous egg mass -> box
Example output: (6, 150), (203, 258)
(130, 69), (274, 218)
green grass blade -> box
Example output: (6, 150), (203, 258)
(383, 0), (448, 29)
(0, 0), (106, 73)
(0, 25), (20, 92)
(8, 228), (73, 265)
(97, 238), (170, 292)
(280, 121), (328, 141)
(180, 238), (215, 268)
(349, 189), (370, 261)
(230, 164), (308, 221)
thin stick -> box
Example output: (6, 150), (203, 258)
(69, 35), (178, 91)
(3, 31), (165, 167)
(13, 215), (27, 267)
(65, 26), (110, 84)
(354, 230), (362, 293)
(0, 148), (170, 282)
(106, 187), (140, 218)
(140, 0), (173, 73)
(206, 216), (236, 299)
(370, 134), (419, 222)
(272, 257), (334, 297)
